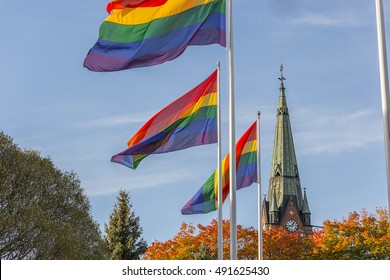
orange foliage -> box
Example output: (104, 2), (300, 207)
(144, 219), (258, 260)
(143, 223), (198, 260)
(144, 208), (390, 260)
(262, 227), (313, 260)
(310, 208), (390, 260)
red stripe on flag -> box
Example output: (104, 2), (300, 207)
(107, 0), (168, 14)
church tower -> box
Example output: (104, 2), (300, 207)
(262, 65), (313, 235)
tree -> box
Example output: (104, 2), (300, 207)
(144, 209), (389, 260)
(310, 208), (390, 260)
(0, 132), (106, 259)
(104, 190), (147, 259)
(144, 219), (258, 260)
(262, 227), (314, 260)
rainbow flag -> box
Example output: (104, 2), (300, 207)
(181, 121), (258, 214)
(111, 70), (218, 169)
(84, 0), (226, 72)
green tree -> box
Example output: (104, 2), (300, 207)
(0, 132), (107, 259)
(104, 190), (147, 259)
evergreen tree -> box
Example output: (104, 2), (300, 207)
(104, 190), (147, 259)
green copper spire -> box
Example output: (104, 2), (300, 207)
(268, 64), (304, 211)
(302, 188), (311, 214)
(263, 65), (313, 234)
(302, 188), (311, 226)
(269, 189), (279, 224)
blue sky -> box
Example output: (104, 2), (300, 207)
(1, 0), (389, 244)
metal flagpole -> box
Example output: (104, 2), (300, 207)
(375, 0), (390, 217)
(226, 0), (237, 259)
(257, 111), (263, 260)
(217, 62), (223, 260)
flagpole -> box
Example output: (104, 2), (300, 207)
(227, 0), (237, 260)
(375, 0), (390, 217)
(217, 61), (223, 260)
(257, 111), (263, 260)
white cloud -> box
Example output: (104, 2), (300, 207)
(236, 105), (275, 124)
(83, 145), (217, 197)
(294, 108), (383, 154)
(77, 111), (155, 127)
(292, 10), (363, 27)
(86, 166), (197, 196)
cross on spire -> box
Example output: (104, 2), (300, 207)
(279, 64), (286, 90)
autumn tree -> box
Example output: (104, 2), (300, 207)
(262, 227), (314, 260)
(144, 209), (389, 260)
(310, 208), (390, 260)
(144, 223), (198, 260)
(0, 132), (106, 259)
(144, 219), (258, 260)
(104, 190), (147, 259)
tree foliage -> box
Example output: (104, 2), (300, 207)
(144, 208), (389, 260)
(311, 208), (390, 260)
(104, 190), (147, 259)
(144, 219), (258, 260)
(262, 227), (313, 260)
(0, 132), (106, 259)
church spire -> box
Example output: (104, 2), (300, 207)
(302, 188), (311, 214)
(269, 189), (280, 224)
(264, 65), (312, 234)
(302, 188), (312, 226)
(268, 64), (303, 210)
